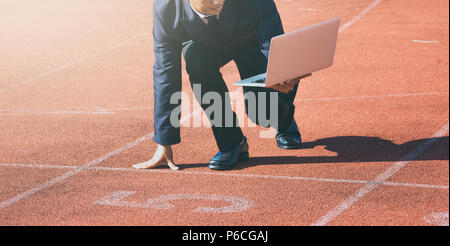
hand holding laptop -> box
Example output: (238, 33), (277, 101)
(234, 18), (339, 90)
(270, 73), (312, 93)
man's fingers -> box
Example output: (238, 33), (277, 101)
(167, 160), (180, 171)
(132, 159), (162, 169)
(271, 84), (286, 92)
(298, 73), (312, 80)
(270, 84), (280, 90)
(271, 84), (290, 93)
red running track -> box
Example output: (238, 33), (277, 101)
(0, 0), (448, 226)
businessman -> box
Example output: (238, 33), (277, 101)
(133, 0), (303, 171)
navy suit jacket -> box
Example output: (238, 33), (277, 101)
(152, 0), (284, 146)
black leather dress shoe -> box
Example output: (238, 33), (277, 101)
(208, 137), (249, 171)
(276, 120), (302, 149)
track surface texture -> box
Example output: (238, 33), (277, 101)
(0, 0), (448, 226)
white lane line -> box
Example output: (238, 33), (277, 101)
(381, 181), (449, 190)
(0, 32), (150, 95)
(310, 123), (449, 226)
(1, 163), (448, 190)
(0, 107), (151, 115)
(413, 40), (439, 44)
(423, 212), (449, 226)
(298, 8), (323, 12)
(0, 109), (115, 116)
(0, 163), (75, 170)
(98, 107), (153, 112)
(296, 92), (449, 103)
(2, 91), (445, 116)
(338, 0), (382, 33)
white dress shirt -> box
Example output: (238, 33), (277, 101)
(190, 2), (217, 25)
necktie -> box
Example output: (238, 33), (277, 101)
(206, 15), (219, 36)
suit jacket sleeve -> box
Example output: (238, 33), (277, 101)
(257, 0), (284, 59)
(152, 1), (183, 146)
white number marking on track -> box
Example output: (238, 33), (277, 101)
(94, 191), (254, 213)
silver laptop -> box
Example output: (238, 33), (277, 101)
(234, 17), (340, 87)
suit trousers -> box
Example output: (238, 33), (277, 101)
(182, 39), (299, 152)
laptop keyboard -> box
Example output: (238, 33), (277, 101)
(251, 78), (266, 84)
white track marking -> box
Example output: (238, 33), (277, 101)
(298, 8), (323, 12)
(338, 0), (383, 33)
(311, 123), (449, 226)
(296, 92), (448, 103)
(97, 106), (153, 112)
(413, 40), (439, 44)
(2, 91), (445, 116)
(0, 108), (115, 115)
(0, 106), (152, 115)
(423, 212), (449, 226)
(0, 163), (448, 190)
(0, 32), (150, 94)
(94, 191), (254, 213)
(0, 163), (75, 170)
